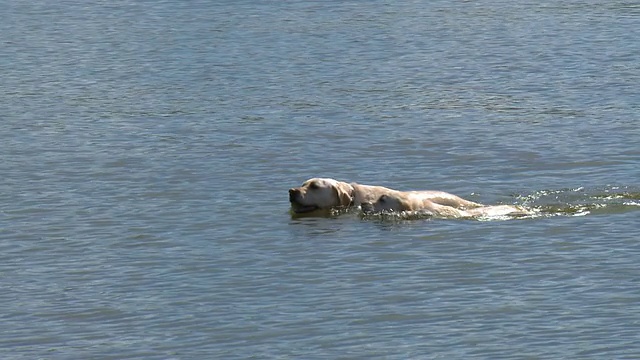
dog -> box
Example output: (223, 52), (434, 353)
(361, 193), (532, 218)
(288, 177), (482, 215)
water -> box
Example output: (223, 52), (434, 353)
(1, 1), (639, 358)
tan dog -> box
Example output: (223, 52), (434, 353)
(362, 193), (532, 218)
(288, 178), (482, 214)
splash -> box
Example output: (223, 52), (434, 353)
(359, 209), (537, 222)
(516, 185), (640, 218)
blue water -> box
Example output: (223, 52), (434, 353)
(1, 1), (639, 358)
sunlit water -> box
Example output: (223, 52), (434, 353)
(1, 1), (639, 359)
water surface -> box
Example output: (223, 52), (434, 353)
(1, 1), (639, 358)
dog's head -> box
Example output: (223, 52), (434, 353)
(289, 178), (353, 214)
(361, 194), (411, 213)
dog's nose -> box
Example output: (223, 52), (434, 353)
(289, 188), (300, 202)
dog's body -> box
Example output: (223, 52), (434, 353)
(361, 193), (532, 218)
(289, 178), (482, 215)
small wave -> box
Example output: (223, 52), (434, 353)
(360, 209), (534, 222)
(516, 185), (640, 218)
(360, 210), (434, 222)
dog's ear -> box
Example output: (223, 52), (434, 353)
(399, 198), (414, 211)
(333, 182), (354, 207)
